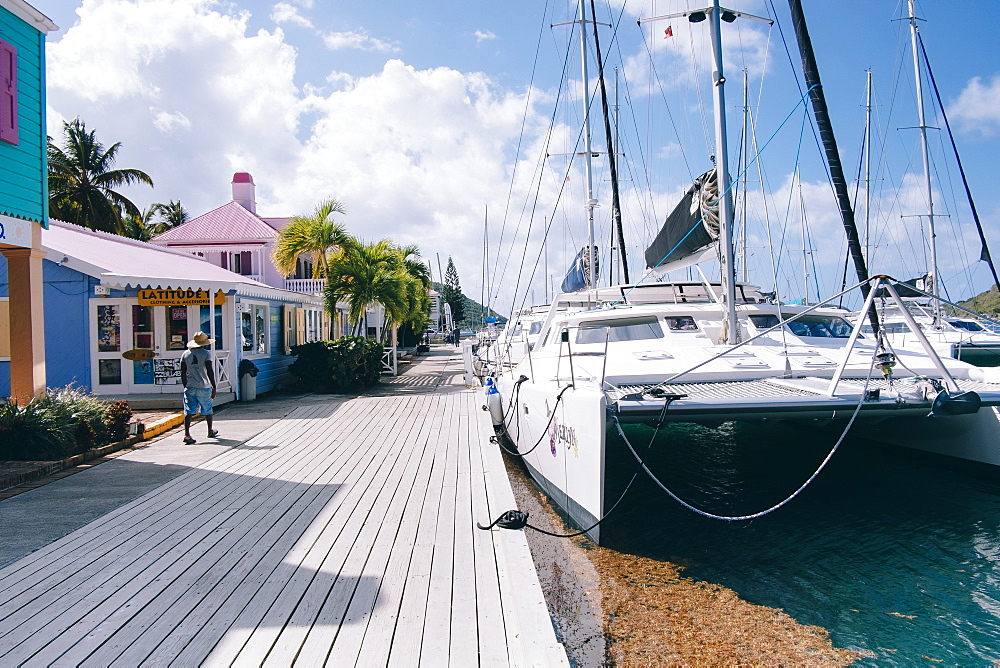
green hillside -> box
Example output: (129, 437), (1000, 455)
(431, 282), (507, 328)
(957, 284), (1000, 316)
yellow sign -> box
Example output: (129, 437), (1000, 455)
(123, 348), (156, 361)
(138, 289), (226, 306)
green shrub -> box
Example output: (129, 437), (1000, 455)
(0, 387), (132, 460)
(0, 399), (76, 459)
(289, 336), (384, 393)
(104, 400), (133, 442)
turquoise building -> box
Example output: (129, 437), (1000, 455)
(0, 0), (56, 403)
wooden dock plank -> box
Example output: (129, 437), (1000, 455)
(333, 394), (442, 665)
(5, 404), (353, 665)
(419, 386), (460, 664)
(0, 362), (567, 667)
(227, 398), (418, 666)
(89, 400), (388, 666)
(0, 403), (337, 610)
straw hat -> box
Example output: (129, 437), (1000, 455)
(187, 331), (214, 348)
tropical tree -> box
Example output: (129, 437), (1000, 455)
(397, 244), (432, 335)
(324, 239), (426, 340)
(120, 200), (190, 241)
(121, 205), (163, 242)
(441, 256), (465, 323)
(272, 198), (349, 279)
(153, 199), (189, 229)
(47, 118), (154, 234)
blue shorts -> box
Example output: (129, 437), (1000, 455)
(183, 387), (214, 415)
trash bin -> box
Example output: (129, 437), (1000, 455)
(239, 359), (259, 401)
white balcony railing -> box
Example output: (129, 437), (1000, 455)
(284, 278), (326, 294)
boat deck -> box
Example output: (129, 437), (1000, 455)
(0, 386), (566, 664)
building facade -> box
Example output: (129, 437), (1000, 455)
(0, 0), (56, 403)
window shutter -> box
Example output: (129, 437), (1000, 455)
(282, 304), (293, 354)
(295, 307), (306, 345)
(0, 300), (9, 357)
(0, 40), (17, 145)
(240, 251), (252, 275)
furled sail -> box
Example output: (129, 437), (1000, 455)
(875, 275), (932, 299)
(560, 245), (599, 293)
(644, 169), (721, 277)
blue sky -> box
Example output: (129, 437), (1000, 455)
(37, 1), (1000, 314)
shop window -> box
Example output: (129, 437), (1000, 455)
(200, 304), (224, 350)
(132, 305), (153, 349)
(97, 304), (121, 352)
(0, 39), (18, 145)
(241, 302), (268, 355)
(166, 305), (188, 350)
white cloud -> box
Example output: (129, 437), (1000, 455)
(321, 29), (398, 53)
(474, 30), (496, 44)
(270, 2), (312, 29)
(150, 108), (192, 133)
(44, 0), (549, 313)
(948, 74), (1000, 135)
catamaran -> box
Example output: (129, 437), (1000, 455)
(489, 0), (1000, 543)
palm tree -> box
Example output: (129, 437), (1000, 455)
(397, 244), (431, 334)
(47, 118), (154, 234)
(153, 199), (188, 229)
(121, 205), (164, 242)
(325, 239), (421, 338)
(272, 199), (349, 279)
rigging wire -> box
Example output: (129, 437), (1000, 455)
(488, 0), (553, 299)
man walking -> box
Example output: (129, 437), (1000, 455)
(181, 331), (219, 444)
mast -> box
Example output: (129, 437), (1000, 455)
(907, 0), (940, 325)
(864, 70), (872, 262)
(798, 167), (808, 304)
(787, 0), (879, 333)
(707, 0), (738, 343)
(589, 0), (628, 285)
(740, 69), (750, 283)
(578, 0), (598, 290)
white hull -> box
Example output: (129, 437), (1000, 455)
(493, 288), (1000, 543)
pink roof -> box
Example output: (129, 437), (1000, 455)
(42, 220), (322, 303)
(152, 201), (277, 244)
(232, 172), (254, 184)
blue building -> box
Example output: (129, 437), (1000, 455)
(0, 220), (329, 407)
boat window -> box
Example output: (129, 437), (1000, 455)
(575, 317), (663, 344)
(749, 314), (780, 330)
(529, 321), (543, 335)
(784, 315), (855, 338)
(665, 316), (699, 331)
(948, 320), (984, 332)
(510, 323), (523, 337)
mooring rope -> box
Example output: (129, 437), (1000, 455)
(613, 353), (878, 521)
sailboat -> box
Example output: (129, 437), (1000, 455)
(490, 0), (1000, 543)
(854, 0), (1000, 368)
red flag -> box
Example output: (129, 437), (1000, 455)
(664, 26), (674, 38)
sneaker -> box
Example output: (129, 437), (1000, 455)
(208, 430), (220, 438)
(183, 437), (196, 445)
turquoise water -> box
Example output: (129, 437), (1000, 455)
(603, 422), (1000, 665)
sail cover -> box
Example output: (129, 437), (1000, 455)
(875, 275), (932, 298)
(560, 245), (599, 293)
(644, 169), (721, 277)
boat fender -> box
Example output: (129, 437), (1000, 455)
(930, 389), (982, 417)
(483, 377), (504, 427)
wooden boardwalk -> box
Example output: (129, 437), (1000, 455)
(0, 387), (568, 665)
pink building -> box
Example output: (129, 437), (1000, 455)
(151, 173), (323, 295)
